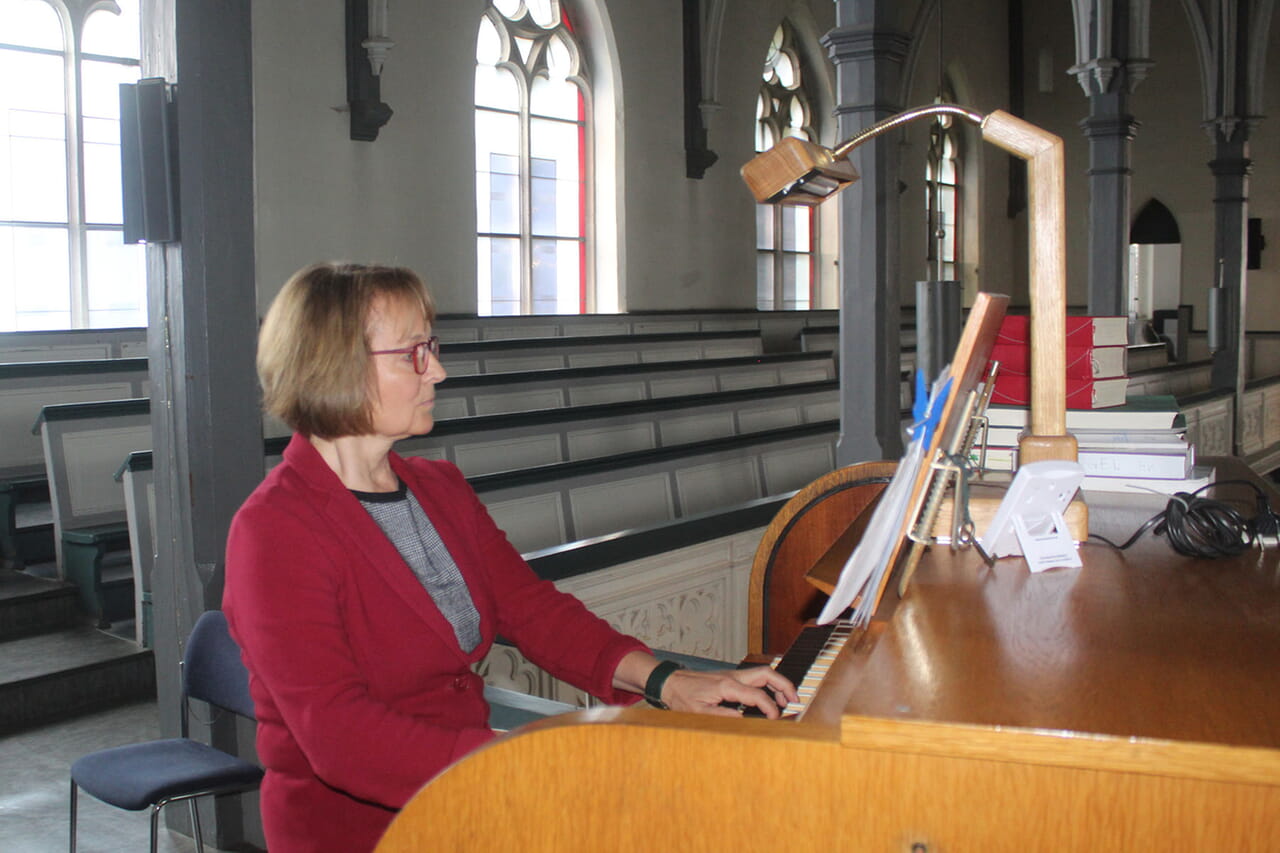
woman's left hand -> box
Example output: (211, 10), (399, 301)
(659, 666), (798, 719)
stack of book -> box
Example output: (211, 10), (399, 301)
(988, 315), (1130, 409)
(973, 395), (1215, 497)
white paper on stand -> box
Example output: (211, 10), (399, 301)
(817, 434), (926, 626)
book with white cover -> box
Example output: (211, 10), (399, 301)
(981, 423), (1188, 449)
(974, 444), (1195, 479)
(1080, 464), (1215, 497)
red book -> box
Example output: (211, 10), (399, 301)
(989, 342), (1127, 379)
(996, 314), (1128, 347)
(989, 374), (1130, 409)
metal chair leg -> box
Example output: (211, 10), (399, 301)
(189, 798), (206, 853)
(149, 803), (161, 853)
(68, 780), (77, 853)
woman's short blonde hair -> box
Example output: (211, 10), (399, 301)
(257, 262), (436, 438)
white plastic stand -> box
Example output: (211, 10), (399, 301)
(979, 460), (1085, 571)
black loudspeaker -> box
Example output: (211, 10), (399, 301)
(120, 78), (179, 243)
(1248, 218), (1265, 270)
(915, 280), (962, 383)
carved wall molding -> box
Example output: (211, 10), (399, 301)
(474, 528), (764, 706)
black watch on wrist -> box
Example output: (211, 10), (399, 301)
(643, 660), (684, 709)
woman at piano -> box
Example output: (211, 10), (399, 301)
(223, 261), (798, 853)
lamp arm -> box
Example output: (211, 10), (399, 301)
(831, 104), (984, 160)
(826, 103), (1074, 461)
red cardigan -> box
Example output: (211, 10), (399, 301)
(224, 435), (647, 852)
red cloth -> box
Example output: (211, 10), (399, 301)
(224, 434), (647, 852)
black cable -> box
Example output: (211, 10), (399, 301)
(1087, 478), (1276, 558)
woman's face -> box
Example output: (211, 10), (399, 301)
(365, 295), (446, 440)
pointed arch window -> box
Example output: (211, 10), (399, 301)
(925, 108), (960, 282)
(0, 0), (144, 331)
(754, 23), (815, 311)
(475, 0), (589, 316)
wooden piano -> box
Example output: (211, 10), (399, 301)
(377, 459), (1280, 851)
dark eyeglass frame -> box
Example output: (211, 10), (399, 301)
(369, 335), (440, 374)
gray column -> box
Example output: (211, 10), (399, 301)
(1207, 131), (1251, 412)
(823, 16), (910, 464)
(1079, 94), (1140, 317)
(144, 0), (264, 846)
(1067, 0), (1152, 318)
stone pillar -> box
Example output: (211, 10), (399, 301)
(1067, 0), (1152, 319)
(824, 9), (910, 464)
(1078, 95), (1140, 317)
(142, 0), (264, 846)
(1206, 128), (1252, 422)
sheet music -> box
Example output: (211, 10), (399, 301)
(818, 370), (949, 626)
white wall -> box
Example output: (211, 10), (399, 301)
(248, 1), (1278, 331)
(250, 0), (835, 317)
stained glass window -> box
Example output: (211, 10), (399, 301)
(754, 23), (813, 310)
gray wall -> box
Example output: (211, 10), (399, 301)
(249, 1), (1279, 329)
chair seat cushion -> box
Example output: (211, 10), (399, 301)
(71, 737), (263, 811)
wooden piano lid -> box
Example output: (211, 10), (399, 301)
(811, 458), (1280, 781)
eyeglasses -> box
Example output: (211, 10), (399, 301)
(369, 336), (440, 374)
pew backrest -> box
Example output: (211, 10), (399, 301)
(0, 359), (149, 482)
(469, 422), (838, 553)
(1125, 360), (1214, 399)
(429, 351), (836, 421)
(400, 381), (838, 477)
(437, 330), (763, 377)
(36, 397), (151, 574)
(0, 328), (146, 362)
(433, 309), (839, 354)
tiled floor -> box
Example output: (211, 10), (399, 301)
(0, 700), (227, 853)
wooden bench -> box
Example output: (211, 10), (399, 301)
(34, 398), (151, 626)
(798, 324), (919, 354)
(118, 420), (837, 646)
(465, 422), (837, 553)
(428, 351), (836, 421)
(0, 358), (148, 481)
(1126, 359), (1214, 398)
(0, 327), (146, 362)
(0, 475), (52, 569)
(437, 330), (763, 377)
(264, 351), (838, 437)
(0, 359), (149, 568)
(384, 380), (838, 477)
(433, 309), (838, 354)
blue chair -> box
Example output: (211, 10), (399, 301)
(69, 610), (263, 853)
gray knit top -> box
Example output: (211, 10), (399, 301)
(353, 482), (481, 653)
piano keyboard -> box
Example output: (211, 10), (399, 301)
(741, 620), (855, 718)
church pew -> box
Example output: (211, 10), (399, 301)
(117, 420), (837, 646)
(0, 327), (147, 363)
(437, 330), (763, 376)
(798, 324), (918, 354)
(0, 360), (149, 569)
(430, 351), (836, 420)
(0, 358), (149, 484)
(263, 351), (837, 436)
(433, 308), (839, 354)
(1125, 359), (1214, 398)
(396, 380), (839, 477)
(465, 422), (837, 553)
(33, 398), (151, 626)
